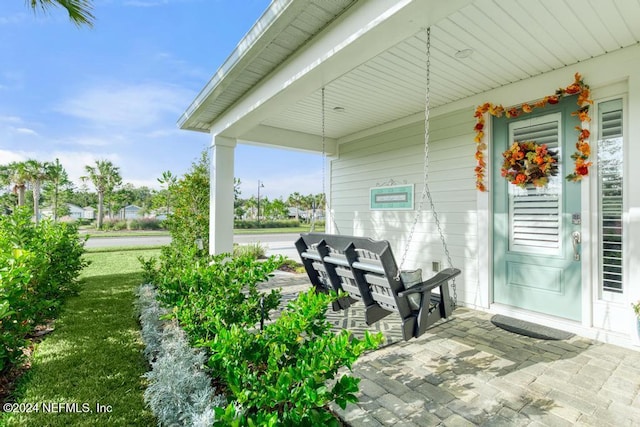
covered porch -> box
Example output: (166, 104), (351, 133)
(179, 0), (640, 347)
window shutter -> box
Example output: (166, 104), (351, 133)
(509, 120), (561, 254)
(598, 100), (623, 293)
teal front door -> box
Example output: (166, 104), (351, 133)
(493, 98), (582, 321)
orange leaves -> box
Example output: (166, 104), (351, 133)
(578, 87), (593, 106)
(564, 83), (581, 95)
(547, 95), (560, 104)
(534, 98), (548, 108)
(576, 126), (590, 140)
(572, 106), (591, 123)
(501, 141), (558, 188)
(474, 72), (593, 191)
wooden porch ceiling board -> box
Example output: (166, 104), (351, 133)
(259, 0), (640, 144)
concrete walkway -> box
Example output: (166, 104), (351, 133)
(265, 272), (640, 427)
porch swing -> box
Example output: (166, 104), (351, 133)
(296, 28), (461, 341)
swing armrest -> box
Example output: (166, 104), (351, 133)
(301, 251), (322, 261)
(397, 268), (461, 297)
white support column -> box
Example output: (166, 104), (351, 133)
(210, 135), (237, 255)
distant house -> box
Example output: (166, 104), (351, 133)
(82, 206), (96, 220)
(66, 204), (84, 220)
(40, 203), (92, 221)
(287, 207), (305, 219)
(119, 205), (142, 220)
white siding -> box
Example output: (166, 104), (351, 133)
(331, 108), (478, 305)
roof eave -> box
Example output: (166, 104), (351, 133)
(178, 0), (303, 132)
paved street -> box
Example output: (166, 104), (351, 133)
(84, 235), (172, 248)
(84, 232), (301, 259)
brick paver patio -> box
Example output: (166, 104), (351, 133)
(263, 272), (640, 427)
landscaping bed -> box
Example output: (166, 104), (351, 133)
(138, 245), (383, 425)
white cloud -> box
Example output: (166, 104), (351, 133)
(62, 135), (123, 147)
(47, 151), (121, 186)
(124, 178), (162, 190)
(239, 171), (323, 200)
(0, 116), (22, 124)
(0, 149), (29, 164)
(55, 82), (193, 130)
(14, 127), (38, 136)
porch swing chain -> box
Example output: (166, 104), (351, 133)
(320, 87), (340, 235)
(394, 27), (457, 306)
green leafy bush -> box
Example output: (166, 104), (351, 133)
(138, 148), (380, 424)
(129, 218), (164, 230)
(101, 218), (127, 231)
(163, 151), (210, 251)
(154, 250), (283, 342)
(209, 290), (383, 425)
(0, 250), (32, 371)
(234, 219), (301, 229)
(232, 242), (266, 259)
(0, 208), (88, 373)
(143, 244), (382, 425)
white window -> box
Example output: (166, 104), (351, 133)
(597, 99), (624, 294)
(508, 114), (562, 255)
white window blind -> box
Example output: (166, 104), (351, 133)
(509, 118), (561, 254)
(598, 99), (623, 293)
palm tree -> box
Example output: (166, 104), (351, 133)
(44, 158), (72, 221)
(6, 161), (29, 207)
(83, 160), (122, 229)
(27, 0), (95, 27)
(24, 159), (52, 223)
(287, 192), (303, 221)
(157, 170), (177, 215)
(0, 164), (11, 191)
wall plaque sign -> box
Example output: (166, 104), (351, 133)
(370, 184), (414, 210)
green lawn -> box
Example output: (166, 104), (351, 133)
(2, 249), (160, 427)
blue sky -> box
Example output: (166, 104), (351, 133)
(0, 0), (323, 200)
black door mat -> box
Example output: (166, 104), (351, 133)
(491, 314), (574, 340)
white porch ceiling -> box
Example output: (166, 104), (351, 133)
(180, 0), (640, 148)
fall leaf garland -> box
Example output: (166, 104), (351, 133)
(474, 72), (593, 192)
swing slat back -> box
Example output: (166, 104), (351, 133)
(296, 232), (461, 340)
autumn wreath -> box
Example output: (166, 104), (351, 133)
(501, 141), (558, 188)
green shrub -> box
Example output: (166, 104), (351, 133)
(164, 151), (210, 251)
(0, 208), (88, 373)
(101, 218), (127, 231)
(209, 290), (383, 425)
(232, 242), (266, 259)
(155, 251), (283, 342)
(141, 160), (381, 424)
(0, 250), (32, 372)
(234, 219), (301, 229)
(144, 242), (383, 425)
(129, 218), (164, 230)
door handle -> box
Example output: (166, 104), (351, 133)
(571, 231), (581, 261)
